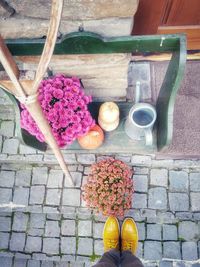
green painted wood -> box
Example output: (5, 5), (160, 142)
(0, 32), (187, 152)
(6, 32), (182, 56)
(156, 36), (187, 151)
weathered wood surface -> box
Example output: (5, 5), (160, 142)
(15, 53), (130, 98)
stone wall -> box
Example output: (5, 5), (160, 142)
(0, 0), (139, 38)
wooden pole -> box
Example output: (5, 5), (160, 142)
(0, 0), (74, 186)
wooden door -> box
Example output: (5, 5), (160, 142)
(132, 0), (200, 50)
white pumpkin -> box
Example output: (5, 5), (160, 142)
(98, 102), (120, 131)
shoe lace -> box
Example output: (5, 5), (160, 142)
(107, 239), (118, 249)
(123, 240), (134, 251)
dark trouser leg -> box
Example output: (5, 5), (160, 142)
(120, 250), (144, 267)
(92, 249), (120, 267)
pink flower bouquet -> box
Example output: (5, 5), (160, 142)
(82, 158), (134, 217)
(20, 74), (95, 147)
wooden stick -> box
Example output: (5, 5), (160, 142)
(0, 34), (25, 97)
(0, 1), (74, 186)
(26, 101), (74, 185)
(31, 0), (63, 94)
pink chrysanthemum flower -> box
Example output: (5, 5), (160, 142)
(20, 74), (95, 147)
(81, 158), (134, 218)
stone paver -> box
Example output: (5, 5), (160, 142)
(61, 220), (76, 236)
(93, 223), (104, 239)
(15, 170), (31, 186)
(43, 238), (59, 254)
(25, 236), (42, 253)
(12, 213), (28, 231)
(190, 193), (200, 211)
(163, 225), (177, 241)
(182, 242), (198, 260)
(2, 138), (19, 154)
(148, 188), (167, 210)
(47, 170), (63, 188)
(45, 221), (60, 237)
(132, 193), (147, 209)
(30, 213), (46, 229)
(61, 237), (76, 254)
(9, 233), (26, 251)
(0, 171), (15, 187)
(147, 224), (162, 240)
(0, 121), (15, 137)
(169, 193), (189, 211)
(178, 221), (199, 241)
(144, 241), (162, 260)
(78, 220), (92, 237)
(169, 171), (188, 192)
(77, 154), (96, 164)
(0, 216), (11, 231)
(133, 175), (148, 192)
(150, 169), (168, 187)
(13, 188), (29, 206)
(0, 232), (10, 249)
(62, 189), (80, 206)
(131, 155), (151, 166)
(29, 186), (45, 205)
(77, 238), (93, 255)
(136, 223), (146, 241)
(0, 188), (12, 203)
(163, 242), (181, 259)
(189, 173), (200, 191)
(45, 189), (61, 206)
(0, 257), (13, 267)
(32, 167), (48, 185)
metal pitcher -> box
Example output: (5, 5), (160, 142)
(124, 82), (157, 146)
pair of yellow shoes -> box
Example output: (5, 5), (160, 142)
(103, 216), (139, 254)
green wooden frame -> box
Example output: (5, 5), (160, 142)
(0, 31), (187, 152)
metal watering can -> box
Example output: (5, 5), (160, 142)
(124, 82), (157, 146)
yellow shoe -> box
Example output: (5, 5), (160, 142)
(103, 216), (120, 252)
(121, 218), (139, 254)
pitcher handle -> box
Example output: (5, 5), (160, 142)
(145, 128), (153, 146)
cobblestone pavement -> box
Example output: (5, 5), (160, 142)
(0, 95), (200, 266)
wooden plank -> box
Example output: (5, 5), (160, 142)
(132, 0), (165, 34)
(158, 25), (200, 50)
(161, 0), (200, 26)
(132, 52), (200, 61)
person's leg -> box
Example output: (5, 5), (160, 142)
(93, 216), (120, 267)
(120, 250), (143, 267)
(120, 218), (144, 267)
(92, 249), (120, 267)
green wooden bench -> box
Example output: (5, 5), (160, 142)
(0, 31), (187, 153)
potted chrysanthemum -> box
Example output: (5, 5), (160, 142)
(81, 158), (134, 217)
(20, 74), (95, 147)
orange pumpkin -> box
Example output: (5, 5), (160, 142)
(78, 125), (104, 149)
